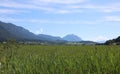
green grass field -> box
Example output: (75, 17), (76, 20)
(0, 44), (120, 74)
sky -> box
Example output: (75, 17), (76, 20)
(0, 0), (120, 41)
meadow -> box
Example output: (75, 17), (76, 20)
(0, 44), (120, 74)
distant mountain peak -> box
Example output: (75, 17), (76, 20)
(63, 34), (82, 42)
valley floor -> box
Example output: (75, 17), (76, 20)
(0, 45), (120, 74)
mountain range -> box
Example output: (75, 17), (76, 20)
(0, 21), (97, 44)
(0, 21), (79, 43)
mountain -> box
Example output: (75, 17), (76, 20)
(0, 21), (41, 41)
(0, 23), (12, 41)
(105, 36), (120, 45)
(0, 21), (66, 43)
(38, 34), (66, 43)
(63, 34), (82, 42)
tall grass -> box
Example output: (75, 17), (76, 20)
(0, 45), (120, 74)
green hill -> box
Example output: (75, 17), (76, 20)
(105, 36), (120, 45)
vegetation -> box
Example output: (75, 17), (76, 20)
(0, 44), (120, 74)
(105, 36), (120, 45)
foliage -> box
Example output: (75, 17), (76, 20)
(0, 45), (120, 74)
(105, 36), (120, 45)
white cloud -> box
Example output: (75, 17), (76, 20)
(49, 9), (82, 14)
(0, 0), (120, 15)
(0, 1), (54, 11)
(33, 20), (99, 24)
(104, 16), (120, 22)
(31, 0), (86, 5)
(67, 2), (120, 13)
(92, 36), (109, 42)
(0, 16), (101, 25)
(34, 28), (44, 35)
(0, 17), (22, 22)
(0, 0), (86, 14)
(0, 17), (51, 24)
(0, 9), (28, 14)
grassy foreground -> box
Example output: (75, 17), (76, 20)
(0, 45), (120, 74)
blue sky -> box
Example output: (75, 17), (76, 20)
(0, 0), (120, 41)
